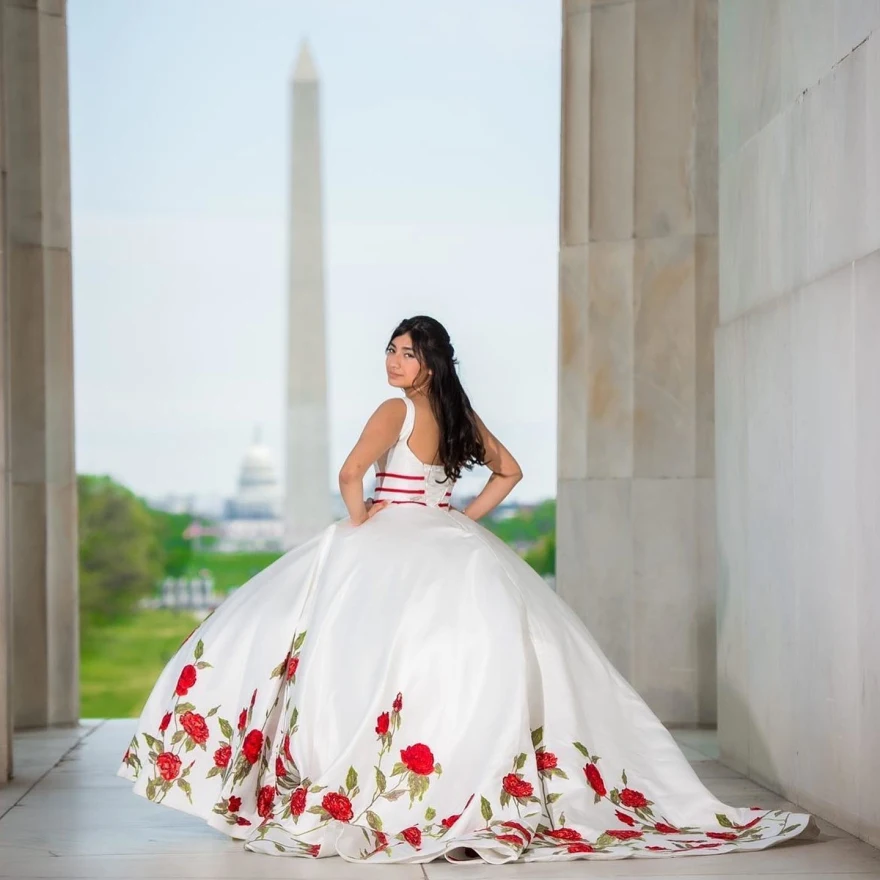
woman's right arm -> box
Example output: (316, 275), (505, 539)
(461, 413), (523, 521)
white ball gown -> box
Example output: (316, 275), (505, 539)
(118, 396), (814, 864)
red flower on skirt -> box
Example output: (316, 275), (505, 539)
(536, 750), (557, 771)
(606, 829), (642, 840)
(393, 692), (403, 712)
(180, 711), (209, 744)
(374, 831), (389, 850)
(283, 733), (293, 763)
(496, 833), (524, 846)
(322, 792), (353, 822)
(236, 816), (251, 826)
(286, 656), (299, 680)
(291, 786), (307, 816)
(401, 825), (422, 849)
(242, 729), (263, 764)
(544, 827), (582, 841)
(502, 773), (534, 798)
(175, 665), (197, 696)
(275, 756), (286, 778)
(615, 810), (636, 827)
(646, 845), (668, 851)
(307, 844), (321, 857)
(213, 744), (232, 768)
(156, 752), (182, 781)
(501, 821), (533, 843)
(441, 813), (460, 829)
(159, 712), (172, 733)
(706, 831), (738, 841)
(619, 787), (648, 808)
(735, 816), (762, 830)
(237, 709), (247, 732)
(257, 784), (276, 819)
(567, 843), (595, 854)
(584, 763), (606, 796)
(654, 822), (680, 834)
(401, 743), (435, 775)
(228, 795), (242, 812)
(376, 712), (390, 736)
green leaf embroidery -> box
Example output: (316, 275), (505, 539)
(425, 806), (436, 821)
(573, 741), (590, 758)
(194, 639), (204, 660)
(366, 810), (383, 831)
(375, 767), (387, 793)
(346, 766), (358, 792)
(218, 718), (233, 740)
(531, 727), (544, 749)
(480, 795), (493, 822)
(293, 631), (307, 651)
(716, 813), (733, 828)
(514, 752), (527, 771)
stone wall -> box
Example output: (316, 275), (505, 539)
(716, 1), (880, 846)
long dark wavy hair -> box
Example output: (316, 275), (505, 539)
(387, 316), (486, 483)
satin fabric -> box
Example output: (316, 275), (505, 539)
(118, 400), (814, 864)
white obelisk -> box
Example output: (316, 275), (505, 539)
(285, 42), (333, 547)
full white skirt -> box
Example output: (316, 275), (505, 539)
(117, 506), (814, 863)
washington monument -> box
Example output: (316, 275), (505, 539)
(285, 42), (333, 547)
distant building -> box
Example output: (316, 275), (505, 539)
(216, 430), (284, 552)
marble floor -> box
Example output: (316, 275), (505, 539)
(0, 721), (878, 880)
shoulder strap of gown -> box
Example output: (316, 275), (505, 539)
(398, 396), (415, 442)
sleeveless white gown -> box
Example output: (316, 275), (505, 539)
(117, 396), (814, 864)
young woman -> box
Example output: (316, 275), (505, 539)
(118, 315), (814, 864)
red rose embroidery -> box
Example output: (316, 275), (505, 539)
(175, 665), (197, 696)
(291, 786), (307, 816)
(283, 733), (293, 763)
(374, 831), (389, 850)
(536, 750), (557, 771)
(441, 813), (460, 829)
(159, 712), (172, 733)
(236, 816), (251, 826)
(567, 842), (594, 854)
(735, 816), (762, 830)
(257, 784), (276, 819)
(646, 845), (667, 851)
(584, 763), (606, 797)
(156, 751), (182, 781)
(501, 821), (532, 843)
(228, 795), (242, 812)
(707, 831), (738, 841)
(606, 829), (642, 840)
(214, 744), (232, 768)
(122, 749), (130, 762)
(250, 688), (257, 708)
(545, 827), (582, 841)
(242, 729), (263, 764)
(615, 810), (636, 827)
(619, 787), (648, 808)
(401, 743), (435, 776)
(376, 712), (390, 736)
(322, 792), (353, 822)
(275, 756), (286, 778)
(401, 825), (422, 849)
(502, 773), (534, 798)
(307, 844), (321, 857)
(654, 822), (680, 834)
(286, 656), (299, 680)
(237, 709), (247, 732)
(180, 711), (209, 744)
(496, 833), (524, 846)
(393, 692), (403, 712)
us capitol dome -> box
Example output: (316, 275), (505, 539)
(219, 428), (284, 550)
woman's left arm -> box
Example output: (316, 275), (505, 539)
(338, 398), (406, 526)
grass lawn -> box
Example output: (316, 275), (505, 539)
(185, 550), (282, 593)
(80, 609), (198, 718)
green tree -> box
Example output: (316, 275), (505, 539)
(148, 508), (193, 577)
(78, 475), (163, 627)
(524, 532), (556, 577)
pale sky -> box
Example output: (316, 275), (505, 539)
(69, 0), (561, 505)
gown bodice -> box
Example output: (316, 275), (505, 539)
(371, 396), (454, 510)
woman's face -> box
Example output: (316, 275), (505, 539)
(385, 333), (426, 390)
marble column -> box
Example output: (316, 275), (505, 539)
(1, 0), (78, 748)
(285, 42), (333, 548)
(557, 0), (718, 725)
